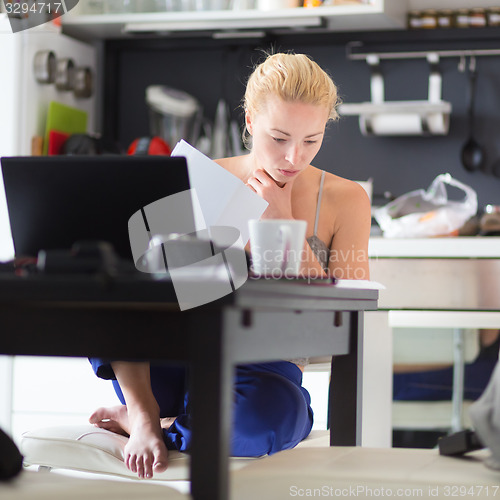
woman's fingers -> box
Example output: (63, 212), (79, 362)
(247, 169), (277, 195)
(252, 169), (274, 185)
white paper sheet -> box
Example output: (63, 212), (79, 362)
(171, 140), (268, 245)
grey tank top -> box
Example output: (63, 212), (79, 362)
(306, 170), (329, 271)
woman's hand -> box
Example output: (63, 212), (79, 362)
(246, 169), (294, 220)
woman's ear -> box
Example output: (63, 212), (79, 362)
(245, 110), (253, 136)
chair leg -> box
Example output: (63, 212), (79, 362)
(451, 328), (465, 433)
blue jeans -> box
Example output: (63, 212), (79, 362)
(89, 358), (313, 457)
(393, 358), (496, 401)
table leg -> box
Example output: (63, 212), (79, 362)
(188, 310), (233, 500)
(329, 311), (364, 446)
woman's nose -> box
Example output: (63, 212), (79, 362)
(285, 145), (300, 165)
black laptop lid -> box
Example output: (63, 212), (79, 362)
(1, 155), (190, 261)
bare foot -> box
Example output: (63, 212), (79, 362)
(89, 405), (168, 479)
(89, 405), (130, 436)
(125, 408), (169, 479)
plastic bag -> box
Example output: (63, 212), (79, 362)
(373, 173), (478, 238)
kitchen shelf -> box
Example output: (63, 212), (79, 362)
(61, 1), (407, 40)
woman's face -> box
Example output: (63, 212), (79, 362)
(246, 95), (329, 184)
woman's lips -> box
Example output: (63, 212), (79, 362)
(278, 169), (299, 177)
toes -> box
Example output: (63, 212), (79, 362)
(153, 444), (168, 473)
(143, 455), (154, 479)
(127, 453), (137, 474)
(88, 407), (106, 424)
(95, 420), (129, 436)
(136, 456), (145, 479)
(153, 459), (168, 473)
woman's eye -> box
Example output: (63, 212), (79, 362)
(272, 137), (286, 143)
(305, 140), (318, 145)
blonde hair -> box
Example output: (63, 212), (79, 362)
(244, 52), (339, 121)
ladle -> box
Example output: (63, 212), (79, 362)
(460, 57), (485, 172)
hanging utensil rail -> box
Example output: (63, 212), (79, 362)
(346, 42), (500, 61)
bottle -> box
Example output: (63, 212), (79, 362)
(407, 10), (421, 29)
(437, 9), (454, 29)
(487, 7), (500, 27)
(454, 9), (470, 28)
(469, 8), (486, 28)
(420, 9), (437, 29)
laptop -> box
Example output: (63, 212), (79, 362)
(1, 155), (191, 262)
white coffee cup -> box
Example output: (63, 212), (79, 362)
(248, 219), (307, 277)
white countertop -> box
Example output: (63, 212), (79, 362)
(369, 236), (500, 258)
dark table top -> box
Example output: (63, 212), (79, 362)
(0, 271), (378, 309)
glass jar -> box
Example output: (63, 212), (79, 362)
(407, 10), (421, 29)
(454, 9), (470, 28)
(303, 0), (323, 7)
(437, 9), (454, 29)
(469, 8), (487, 28)
(487, 7), (500, 27)
(104, 0), (137, 13)
(420, 9), (437, 29)
(80, 0), (105, 14)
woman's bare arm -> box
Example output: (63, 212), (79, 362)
(327, 181), (372, 281)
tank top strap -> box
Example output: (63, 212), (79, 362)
(313, 170), (326, 236)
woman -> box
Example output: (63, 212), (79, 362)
(89, 52), (371, 479)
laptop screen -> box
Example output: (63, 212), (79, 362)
(1, 155), (191, 261)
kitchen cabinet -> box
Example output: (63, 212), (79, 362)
(61, 0), (407, 40)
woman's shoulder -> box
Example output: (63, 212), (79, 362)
(214, 155), (247, 178)
(321, 170), (370, 207)
(319, 170), (371, 236)
(214, 155), (246, 171)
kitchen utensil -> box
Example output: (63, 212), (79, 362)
(31, 136), (44, 156)
(73, 67), (93, 99)
(33, 50), (56, 84)
(43, 101), (88, 155)
(47, 130), (70, 155)
(460, 58), (485, 172)
(55, 58), (76, 91)
(146, 85), (202, 148)
(480, 204), (500, 235)
(211, 98), (229, 159)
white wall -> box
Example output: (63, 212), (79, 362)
(10, 356), (118, 445)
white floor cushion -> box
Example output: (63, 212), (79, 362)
(20, 424), (258, 481)
(0, 469), (187, 500)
